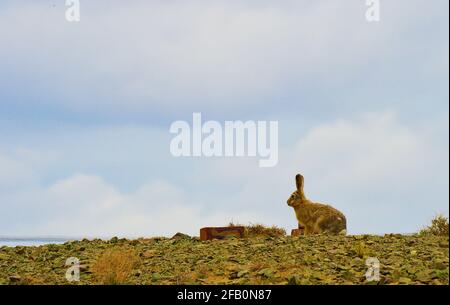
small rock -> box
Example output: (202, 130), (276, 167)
(141, 250), (157, 258)
(398, 277), (412, 284)
(407, 240), (416, 246)
(15, 247), (25, 255)
(432, 262), (447, 270)
(9, 275), (21, 283)
(415, 270), (433, 282)
(130, 240), (140, 246)
(151, 273), (161, 282)
(257, 268), (274, 278)
(171, 232), (191, 240)
(237, 270), (249, 278)
(439, 241), (448, 248)
(287, 275), (301, 285)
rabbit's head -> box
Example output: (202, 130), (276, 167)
(287, 174), (307, 207)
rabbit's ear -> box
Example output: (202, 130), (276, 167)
(295, 174), (304, 191)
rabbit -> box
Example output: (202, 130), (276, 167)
(287, 174), (347, 235)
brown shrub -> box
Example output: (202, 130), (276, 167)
(229, 222), (286, 238)
(420, 214), (449, 236)
(91, 248), (140, 285)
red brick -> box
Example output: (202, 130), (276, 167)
(200, 226), (245, 241)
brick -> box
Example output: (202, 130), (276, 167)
(200, 226), (245, 241)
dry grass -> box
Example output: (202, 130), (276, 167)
(91, 248), (140, 285)
(351, 241), (372, 259)
(420, 214), (449, 236)
(174, 270), (195, 285)
(228, 222), (286, 238)
(249, 262), (266, 272)
(195, 265), (210, 280)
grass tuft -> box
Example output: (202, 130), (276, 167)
(91, 248), (140, 284)
(419, 214), (449, 236)
(228, 222), (286, 238)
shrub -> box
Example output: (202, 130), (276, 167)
(419, 214), (449, 236)
(229, 222), (286, 238)
(91, 248), (140, 285)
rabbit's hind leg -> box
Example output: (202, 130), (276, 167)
(312, 216), (327, 234)
(320, 219), (344, 235)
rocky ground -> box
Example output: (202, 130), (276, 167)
(0, 234), (448, 285)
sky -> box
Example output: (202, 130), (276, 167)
(0, 0), (448, 238)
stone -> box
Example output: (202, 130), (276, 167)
(237, 270), (249, 278)
(151, 273), (162, 282)
(9, 275), (21, 283)
(287, 275), (302, 285)
(257, 268), (274, 278)
(171, 232), (191, 240)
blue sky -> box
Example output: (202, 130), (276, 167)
(0, 0), (448, 238)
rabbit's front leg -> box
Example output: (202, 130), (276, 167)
(303, 226), (311, 235)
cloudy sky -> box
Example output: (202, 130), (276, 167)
(0, 0), (448, 238)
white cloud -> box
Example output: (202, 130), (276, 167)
(47, 174), (123, 212)
(0, 171), (266, 238)
(294, 112), (421, 191)
(1, 112), (446, 237)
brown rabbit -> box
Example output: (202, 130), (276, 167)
(287, 174), (347, 235)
